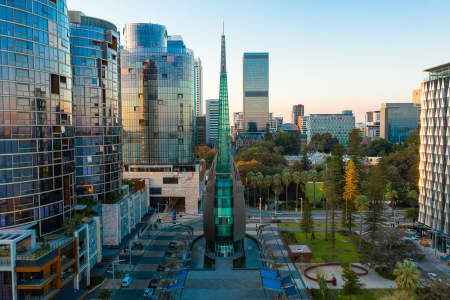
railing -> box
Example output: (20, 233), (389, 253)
(61, 257), (76, 270)
(17, 273), (56, 287)
(0, 257), (11, 265)
(17, 237), (73, 261)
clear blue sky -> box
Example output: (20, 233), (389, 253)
(69, 0), (450, 122)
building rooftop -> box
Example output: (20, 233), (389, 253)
(423, 62), (450, 73)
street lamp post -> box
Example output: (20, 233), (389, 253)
(259, 196), (262, 225)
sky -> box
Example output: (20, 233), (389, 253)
(68, 0), (450, 122)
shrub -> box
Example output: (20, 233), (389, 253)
(280, 231), (297, 244)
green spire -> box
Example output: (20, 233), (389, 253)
(216, 34), (231, 173)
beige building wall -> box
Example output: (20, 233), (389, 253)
(412, 87), (421, 105)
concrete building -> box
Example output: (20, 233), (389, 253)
(292, 104), (305, 125)
(269, 113), (283, 133)
(307, 111), (355, 146)
(195, 116), (207, 146)
(380, 103), (419, 143)
(69, 11), (122, 203)
(206, 99), (219, 147)
(243, 53), (269, 132)
(194, 58), (203, 116)
(418, 62), (450, 253)
(364, 110), (380, 141)
(412, 88), (421, 105)
(233, 112), (244, 136)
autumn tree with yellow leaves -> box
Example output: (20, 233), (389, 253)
(343, 159), (360, 233)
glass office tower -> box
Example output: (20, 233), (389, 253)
(243, 52), (269, 132)
(121, 23), (194, 167)
(0, 0), (75, 235)
(69, 11), (122, 202)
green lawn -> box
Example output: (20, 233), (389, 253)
(306, 182), (323, 203)
(278, 222), (358, 228)
(281, 230), (360, 263)
(311, 289), (395, 300)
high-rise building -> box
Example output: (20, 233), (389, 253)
(206, 99), (219, 147)
(243, 52), (269, 132)
(121, 23), (194, 167)
(380, 103), (419, 143)
(204, 30), (245, 257)
(195, 115), (206, 146)
(412, 88), (421, 105)
(69, 11), (122, 203)
(233, 112), (244, 136)
(292, 104), (304, 125)
(194, 58), (203, 116)
(269, 113), (283, 133)
(307, 111), (355, 146)
(0, 0), (75, 235)
(418, 62), (450, 252)
(121, 23), (200, 214)
(364, 110), (380, 141)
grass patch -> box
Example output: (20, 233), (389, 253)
(306, 182), (323, 203)
(280, 230), (360, 263)
(278, 222), (358, 228)
(311, 289), (394, 300)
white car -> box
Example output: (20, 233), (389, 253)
(427, 272), (437, 278)
(143, 288), (154, 297)
(121, 275), (132, 287)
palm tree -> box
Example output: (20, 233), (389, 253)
(256, 172), (264, 208)
(355, 195), (369, 249)
(393, 259), (420, 293)
(263, 175), (272, 206)
(272, 174), (281, 216)
(281, 169), (292, 209)
(292, 171), (302, 212)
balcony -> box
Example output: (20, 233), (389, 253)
(62, 269), (75, 284)
(61, 257), (76, 270)
(17, 273), (56, 287)
(0, 257), (11, 265)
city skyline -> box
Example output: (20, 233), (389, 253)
(69, 0), (450, 122)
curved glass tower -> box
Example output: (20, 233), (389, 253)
(69, 11), (122, 202)
(0, 0), (75, 235)
(121, 23), (194, 167)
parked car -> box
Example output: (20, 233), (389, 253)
(149, 279), (159, 289)
(143, 288), (154, 297)
(427, 272), (437, 278)
(157, 264), (165, 272)
(121, 275), (132, 287)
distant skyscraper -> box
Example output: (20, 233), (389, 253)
(269, 113), (283, 133)
(194, 58), (203, 116)
(380, 103), (419, 143)
(243, 52), (269, 132)
(364, 110), (380, 140)
(0, 0), (75, 235)
(292, 104), (305, 125)
(233, 112), (244, 135)
(121, 23), (194, 167)
(419, 63), (450, 251)
(195, 116), (207, 146)
(69, 11), (122, 203)
(307, 111), (355, 146)
(206, 99), (219, 147)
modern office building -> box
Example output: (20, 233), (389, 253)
(0, 0), (75, 235)
(380, 103), (419, 143)
(69, 11), (122, 203)
(194, 58), (203, 116)
(204, 31), (245, 257)
(292, 104), (304, 125)
(233, 112), (244, 136)
(243, 52), (269, 132)
(269, 113), (283, 133)
(121, 23), (194, 167)
(206, 99), (219, 147)
(418, 62), (450, 252)
(364, 110), (380, 141)
(307, 111), (355, 146)
(195, 116), (206, 146)
(121, 23), (201, 213)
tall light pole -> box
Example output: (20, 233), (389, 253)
(259, 196), (262, 225)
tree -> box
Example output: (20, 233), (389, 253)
(249, 172), (258, 208)
(347, 128), (362, 157)
(256, 172), (264, 207)
(264, 123), (273, 141)
(272, 174), (282, 215)
(281, 168), (292, 208)
(300, 146), (311, 171)
(365, 161), (387, 242)
(361, 229), (423, 276)
(247, 171), (255, 207)
(292, 171), (302, 212)
(393, 259), (420, 293)
(354, 195), (369, 249)
(416, 277), (450, 300)
(99, 290), (112, 300)
(309, 133), (339, 153)
(406, 207), (419, 224)
(343, 160), (360, 232)
(301, 199), (313, 239)
(361, 138), (394, 157)
(195, 146), (216, 169)
(380, 290), (414, 300)
(342, 263), (363, 296)
(316, 274), (331, 300)
(263, 175), (272, 205)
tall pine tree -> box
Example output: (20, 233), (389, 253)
(365, 160), (387, 242)
(343, 160), (360, 233)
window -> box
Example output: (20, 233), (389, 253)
(60, 76), (66, 84)
(163, 177), (178, 184)
(162, 74), (167, 78)
(50, 74), (59, 94)
(150, 188), (162, 195)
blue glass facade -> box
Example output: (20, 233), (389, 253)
(121, 23), (194, 167)
(0, 0), (75, 235)
(380, 103), (419, 143)
(69, 11), (122, 202)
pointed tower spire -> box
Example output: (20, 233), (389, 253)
(220, 28), (227, 75)
(217, 30), (230, 173)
